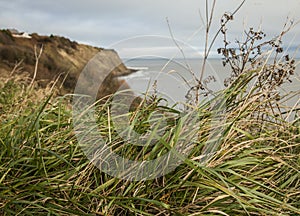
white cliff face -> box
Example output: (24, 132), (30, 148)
(12, 32), (32, 39)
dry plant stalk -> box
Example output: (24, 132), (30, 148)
(183, 0), (246, 106)
(30, 44), (43, 87)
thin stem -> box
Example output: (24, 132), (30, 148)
(30, 44), (43, 87)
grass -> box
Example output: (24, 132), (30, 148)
(0, 61), (299, 216)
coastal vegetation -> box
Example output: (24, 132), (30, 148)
(0, 2), (299, 215)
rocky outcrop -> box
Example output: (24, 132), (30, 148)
(0, 29), (135, 98)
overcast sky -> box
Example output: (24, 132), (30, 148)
(1, 0), (300, 58)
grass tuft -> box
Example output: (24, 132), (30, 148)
(0, 60), (299, 215)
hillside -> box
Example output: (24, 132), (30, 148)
(0, 29), (134, 98)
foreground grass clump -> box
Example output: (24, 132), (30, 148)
(0, 66), (299, 215)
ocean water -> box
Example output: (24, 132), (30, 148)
(121, 58), (300, 110)
(121, 58), (227, 108)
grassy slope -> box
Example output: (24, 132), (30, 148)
(0, 66), (299, 215)
(0, 30), (101, 80)
(0, 30), (133, 99)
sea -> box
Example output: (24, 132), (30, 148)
(121, 58), (300, 111)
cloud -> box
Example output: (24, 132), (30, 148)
(0, 0), (299, 56)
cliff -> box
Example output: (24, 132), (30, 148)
(0, 29), (134, 98)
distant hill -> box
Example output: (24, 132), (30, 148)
(0, 29), (134, 98)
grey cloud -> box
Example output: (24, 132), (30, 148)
(0, 0), (299, 55)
